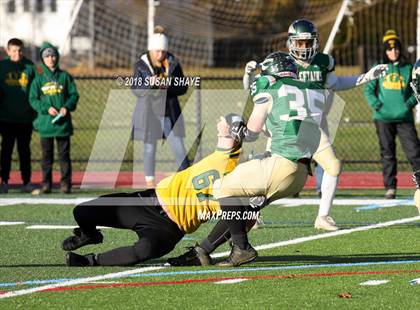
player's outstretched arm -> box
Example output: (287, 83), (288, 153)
(326, 64), (388, 91)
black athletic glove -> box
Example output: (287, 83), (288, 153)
(248, 195), (267, 211)
(412, 169), (420, 189)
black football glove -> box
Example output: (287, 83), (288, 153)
(412, 169), (420, 189)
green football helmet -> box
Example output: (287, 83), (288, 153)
(411, 58), (420, 103)
(260, 51), (298, 79)
(287, 19), (319, 61)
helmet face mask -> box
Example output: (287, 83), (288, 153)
(288, 19), (319, 61)
(261, 52), (298, 79)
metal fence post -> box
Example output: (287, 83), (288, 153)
(195, 81), (202, 159)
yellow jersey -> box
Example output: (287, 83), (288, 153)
(156, 147), (241, 234)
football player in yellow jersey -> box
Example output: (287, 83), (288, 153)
(62, 114), (260, 267)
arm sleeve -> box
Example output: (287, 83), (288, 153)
(363, 79), (381, 109)
(167, 63), (188, 96)
(29, 79), (49, 115)
(64, 74), (79, 111)
(325, 72), (359, 91)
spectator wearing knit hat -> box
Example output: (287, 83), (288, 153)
(131, 26), (190, 188)
(29, 42), (79, 194)
(364, 30), (420, 199)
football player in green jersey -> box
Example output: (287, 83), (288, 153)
(207, 51), (327, 267)
(244, 19), (387, 231)
(167, 21), (387, 267)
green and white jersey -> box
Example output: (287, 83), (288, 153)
(251, 75), (325, 161)
(296, 52), (335, 87)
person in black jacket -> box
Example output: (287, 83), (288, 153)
(132, 26), (190, 188)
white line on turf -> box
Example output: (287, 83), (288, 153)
(25, 225), (112, 230)
(271, 198), (414, 207)
(0, 197), (414, 207)
(0, 266), (164, 299)
(0, 198), (93, 206)
(359, 280), (390, 286)
(214, 279), (248, 284)
(0, 221), (25, 226)
(211, 215), (420, 258)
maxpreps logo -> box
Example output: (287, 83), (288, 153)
(41, 82), (63, 95)
(382, 73), (406, 90)
(5, 71), (29, 87)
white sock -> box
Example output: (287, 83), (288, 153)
(317, 173), (338, 217)
(145, 176), (155, 183)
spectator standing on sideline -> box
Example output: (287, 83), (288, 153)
(132, 26), (190, 188)
(0, 38), (36, 193)
(364, 30), (420, 199)
(29, 42), (79, 194)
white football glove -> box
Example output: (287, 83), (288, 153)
(243, 61), (260, 90)
(356, 64), (388, 86)
(244, 60), (258, 74)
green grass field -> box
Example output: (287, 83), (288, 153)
(2, 189), (420, 308)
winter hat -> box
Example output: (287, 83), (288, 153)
(148, 26), (168, 51)
(383, 29), (401, 50)
(42, 47), (57, 58)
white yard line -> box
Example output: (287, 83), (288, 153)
(271, 198), (414, 207)
(212, 215), (420, 258)
(0, 198), (93, 206)
(0, 266), (164, 299)
(0, 221), (25, 226)
(25, 225), (113, 230)
(0, 197), (414, 207)
(214, 279), (248, 284)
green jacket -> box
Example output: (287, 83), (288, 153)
(29, 43), (79, 137)
(0, 56), (36, 123)
(364, 61), (416, 123)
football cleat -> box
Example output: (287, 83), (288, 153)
(385, 188), (396, 199)
(167, 244), (212, 266)
(314, 215), (338, 231)
(62, 227), (103, 251)
(66, 252), (97, 267)
(218, 244), (258, 267)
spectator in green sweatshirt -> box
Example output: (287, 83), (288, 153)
(0, 38), (36, 194)
(29, 42), (79, 194)
(364, 30), (420, 199)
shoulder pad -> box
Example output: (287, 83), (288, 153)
(256, 75), (277, 89)
(251, 75), (276, 96)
